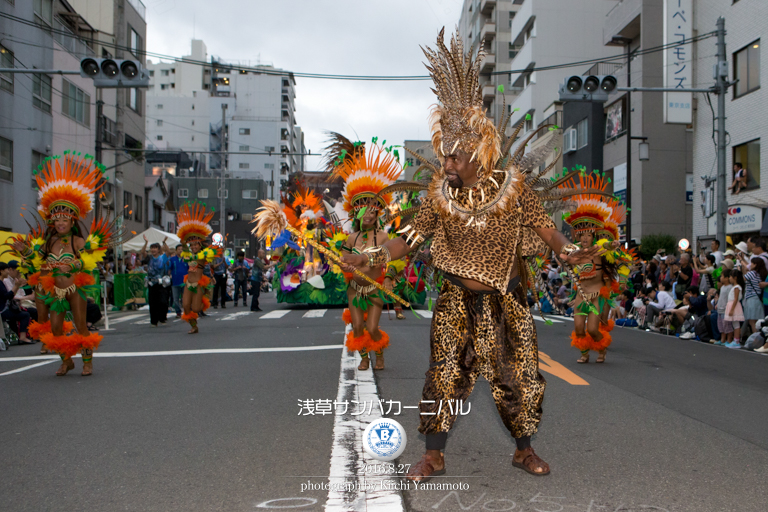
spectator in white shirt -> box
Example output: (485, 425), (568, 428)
(710, 239), (724, 267)
(643, 281), (676, 328)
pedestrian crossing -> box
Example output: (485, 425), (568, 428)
(109, 308), (576, 326)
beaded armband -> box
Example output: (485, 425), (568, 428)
(362, 246), (391, 268)
(560, 243), (580, 256)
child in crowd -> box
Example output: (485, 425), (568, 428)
(725, 269), (745, 348)
(715, 269), (733, 346)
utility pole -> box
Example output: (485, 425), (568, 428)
(95, 99), (104, 220)
(114, 0), (126, 266)
(624, 43), (633, 245)
(220, 103), (228, 243)
(715, 17), (728, 250)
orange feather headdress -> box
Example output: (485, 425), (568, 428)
(598, 198), (626, 242)
(422, 28), (501, 177)
(176, 202), (214, 243)
(330, 142), (402, 215)
(281, 186), (323, 228)
(559, 172), (612, 236)
(35, 151), (105, 222)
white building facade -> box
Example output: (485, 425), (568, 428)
(692, 0), (767, 247)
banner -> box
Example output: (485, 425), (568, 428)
(663, 0), (693, 124)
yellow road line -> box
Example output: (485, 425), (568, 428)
(539, 351), (589, 385)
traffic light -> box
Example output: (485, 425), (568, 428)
(558, 75), (617, 102)
(80, 58), (150, 88)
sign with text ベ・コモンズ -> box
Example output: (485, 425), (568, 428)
(707, 205), (763, 235)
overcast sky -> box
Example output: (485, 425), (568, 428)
(144, 0), (464, 172)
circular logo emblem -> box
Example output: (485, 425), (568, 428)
(363, 419), (407, 461)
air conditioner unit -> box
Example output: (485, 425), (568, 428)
(564, 128), (578, 153)
(224, 173), (231, 178)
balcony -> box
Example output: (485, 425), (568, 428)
(480, 20), (496, 44)
(482, 83), (497, 102)
(481, 53), (496, 74)
(480, 0), (496, 16)
(509, 39), (533, 73)
(510, 0), (534, 46)
(127, 0), (146, 21)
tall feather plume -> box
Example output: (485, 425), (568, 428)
(252, 200), (288, 240)
(403, 146), (440, 179)
(323, 131), (365, 173)
(377, 182), (428, 198)
(499, 117), (527, 163)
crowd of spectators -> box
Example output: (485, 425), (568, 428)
(537, 236), (768, 353)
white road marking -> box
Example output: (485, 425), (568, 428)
(326, 327), (405, 511)
(217, 311), (252, 321)
(260, 310), (291, 319)
(109, 313), (146, 324)
(0, 345), (345, 365)
(303, 309), (327, 318)
(0, 360), (57, 376)
(134, 320), (150, 325)
(533, 315), (564, 324)
(417, 310), (433, 318)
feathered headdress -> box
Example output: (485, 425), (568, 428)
(422, 27), (500, 177)
(35, 151), (105, 222)
(176, 202), (214, 243)
(281, 186), (323, 229)
(559, 172), (612, 235)
(327, 134), (402, 215)
(598, 198), (626, 242)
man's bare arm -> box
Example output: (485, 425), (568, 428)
(533, 226), (608, 265)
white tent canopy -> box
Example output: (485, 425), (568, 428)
(122, 227), (180, 253)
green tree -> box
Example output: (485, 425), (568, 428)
(638, 233), (677, 259)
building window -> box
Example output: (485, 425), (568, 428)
(191, 120), (195, 126)
(734, 40), (760, 98)
(217, 189), (228, 199)
(191, 136), (194, 142)
(0, 136), (12, 182)
(198, 189), (208, 199)
(239, 128), (251, 135)
(193, 91), (197, 98)
(128, 88), (139, 112)
(178, 188), (189, 198)
(157, 104), (163, 109)
(509, 11), (516, 28)
(135, 196), (142, 222)
(577, 118), (588, 149)
(156, 119), (163, 127)
(733, 139), (760, 189)
(161, 69), (169, 76)
(129, 26), (142, 58)
(242, 213), (253, 221)
(192, 104), (195, 110)
(31, 150), (44, 188)
(123, 192), (132, 219)
(264, 163), (274, 169)
(171, 83), (175, 88)
(33, 0), (53, 26)
(160, 84), (168, 90)
(239, 162), (249, 169)
(62, 79), (91, 127)
(242, 190), (259, 199)
(149, 70), (154, 77)
(156, 135), (163, 141)
(0, 46), (13, 94)
(239, 145), (249, 151)
(32, 73), (52, 113)
(153, 203), (162, 225)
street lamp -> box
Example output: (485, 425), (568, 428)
(638, 140), (650, 161)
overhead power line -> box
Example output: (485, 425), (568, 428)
(0, 11), (717, 81)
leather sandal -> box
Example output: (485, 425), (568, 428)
(358, 356), (370, 371)
(373, 353), (385, 370)
(81, 361), (93, 377)
(56, 358), (75, 376)
(405, 452), (445, 483)
(513, 447), (550, 476)
(188, 320), (198, 334)
(596, 350), (607, 363)
(396, 311), (405, 320)
(577, 352), (589, 364)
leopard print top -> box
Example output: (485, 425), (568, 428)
(405, 173), (554, 293)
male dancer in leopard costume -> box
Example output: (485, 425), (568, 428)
(342, 29), (601, 480)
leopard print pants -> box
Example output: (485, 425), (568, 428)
(418, 280), (547, 439)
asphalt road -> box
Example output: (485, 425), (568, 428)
(1, 293), (766, 512)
